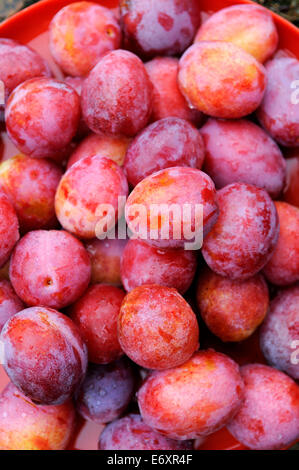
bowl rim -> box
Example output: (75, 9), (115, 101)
(0, 0), (298, 37)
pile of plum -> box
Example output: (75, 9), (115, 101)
(0, 0), (298, 451)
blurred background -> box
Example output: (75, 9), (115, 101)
(0, 0), (299, 25)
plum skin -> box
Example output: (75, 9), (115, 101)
(202, 183), (279, 280)
(227, 364), (299, 450)
(98, 414), (193, 450)
(69, 284), (125, 364)
(260, 286), (299, 380)
(0, 382), (76, 450)
(194, 4), (278, 63)
(178, 41), (267, 119)
(5, 78), (81, 161)
(9, 230), (91, 309)
(137, 350), (244, 440)
(49, 2), (121, 77)
(124, 117), (205, 187)
(196, 267), (269, 342)
(125, 166), (219, 249)
(0, 154), (63, 232)
(1, 307), (88, 405)
(76, 358), (136, 424)
(118, 284), (199, 370)
(121, 238), (197, 294)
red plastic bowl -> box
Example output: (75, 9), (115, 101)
(0, 0), (298, 451)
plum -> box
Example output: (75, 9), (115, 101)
(5, 78), (80, 161)
(69, 284), (125, 364)
(99, 414), (193, 450)
(194, 4), (278, 63)
(227, 364), (299, 450)
(120, 0), (201, 58)
(76, 358), (136, 424)
(82, 50), (152, 137)
(121, 238), (197, 294)
(202, 183), (279, 280)
(125, 167), (218, 249)
(1, 306), (88, 405)
(0, 382), (76, 450)
(200, 118), (286, 199)
(138, 350), (244, 440)
(118, 284), (199, 370)
(263, 201), (299, 286)
(124, 117), (205, 187)
(49, 2), (121, 76)
(257, 58), (299, 147)
(196, 267), (269, 342)
(9, 230), (91, 309)
(260, 286), (299, 379)
(55, 155), (128, 239)
(178, 41), (266, 119)
(0, 154), (62, 232)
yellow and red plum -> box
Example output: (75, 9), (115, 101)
(0, 154), (63, 232)
(118, 285), (199, 370)
(196, 267), (269, 342)
(49, 2), (121, 77)
(67, 132), (131, 169)
(85, 237), (127, 286)
(178, 41), (266, 119)
(0, 382), (76, 450)
(145, 57), (202, 124)
(138, 350), (244, 440)
(55, 155), (128, 239)
(194, 4), (278, 63)
(125, 167), (218, 249)
(263, 201), (299, 285)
